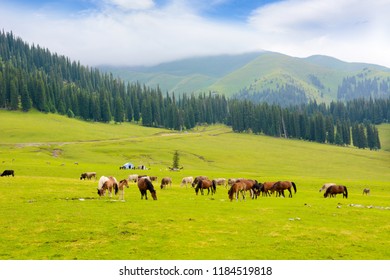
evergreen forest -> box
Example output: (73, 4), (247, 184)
(0, 30), (388, 150)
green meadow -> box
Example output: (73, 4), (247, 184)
(0, 110), (389, 260)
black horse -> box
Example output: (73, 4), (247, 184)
(1, 170), (14, 177)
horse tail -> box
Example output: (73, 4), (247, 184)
(292, 182), (297, 193)
(344, 186), (348, 198)
(114, 183), (119, 195)
(212, 180), (217, 193)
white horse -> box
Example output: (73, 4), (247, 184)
(214, 178), (227, 188)
(128, 174), (138, 182)
(180, 176), (193, 188)
(319, 183), (337, 192)
(97, 176), (118, 197)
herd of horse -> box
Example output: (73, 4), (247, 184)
(97, 175), (157, 200)
(81, 172), (369, 201)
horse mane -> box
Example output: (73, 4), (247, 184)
(145, 178), (155, 193)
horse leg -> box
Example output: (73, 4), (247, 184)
(288, 189), (292, 198)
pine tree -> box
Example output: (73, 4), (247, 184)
(374, 126), (381, 150)
(101, 98), (111, 122)
(20, 82), (31, 111)
(141, 97), (152, 127)
(172, 150), (180, 169)
(114, 96), (124, 123)
(0, 71), (6, 108)
(335, 122), (344, 146)
(358, 124), (368, 149)
(9, 78), (19, 110)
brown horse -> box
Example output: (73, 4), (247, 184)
(160, 177), (172, 189)
(192, 176), (208, 187)
(261, 181), (277, 196)
(271, 181), (297, 198)
(97, 176), (118, 197)
(228, 181), (247, 201)
(236, 179), (260, 199)
(324, 185), (348, 198)
(138, 177), (157, 200)
(115, 179), (129, 200)
(362, 188), (370, 195)
(80, 172), (96, 180)
(195, 179), (216, 195)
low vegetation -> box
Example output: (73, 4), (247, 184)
(0, 111), (389, 259)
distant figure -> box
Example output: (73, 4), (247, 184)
(1, 170), (14, 177)
(80, 172), (96, 180)
(362, 188), (370, 195)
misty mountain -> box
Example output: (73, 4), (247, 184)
(102, 51), (390, 105)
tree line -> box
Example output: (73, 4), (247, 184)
(0, 30), (388, 150)
(228, 99), (384, 150)
(338, 74), (390, 101)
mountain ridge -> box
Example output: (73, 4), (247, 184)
(103, 51), (390, 104)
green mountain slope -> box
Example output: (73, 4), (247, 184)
(105, 52), (390, 104)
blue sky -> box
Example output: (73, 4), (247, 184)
(0, 0), (389, 67)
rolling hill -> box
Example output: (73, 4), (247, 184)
(103, 51), (390, 105)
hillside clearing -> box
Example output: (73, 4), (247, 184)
(0, 111), (389, 260)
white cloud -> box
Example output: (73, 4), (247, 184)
(247, 0), (390, 66)
(0, 0), (389, 67)
(103, 0), (155, 11)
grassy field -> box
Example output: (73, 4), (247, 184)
(0, 110), (389, 260)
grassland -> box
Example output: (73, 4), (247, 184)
(0, 110), (389, 260)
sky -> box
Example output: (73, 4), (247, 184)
(0, 0), (389, 67)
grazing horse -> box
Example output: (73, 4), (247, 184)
(228, 181), (247, 201)
(236, 179), (259, 199)
(137, 177), (157, 200)
(1, 170), (14, 177)
(149, 176), (158, 182)
(271, 181), (297, 198)
(97, 176), (118, 197)
(116, 179), (129, 200)
(180, 176), (193, 188)
(362, 188), (370, 195)
(160, 177), (172, 189)
(319, 183), (337, 192)
(261, 181), (277, 196)
(195, 179), (216, 195)
(80, 172), (96, 180)
(214, 178), (227, 188)
(192, 176), (208, 188)
(227, 178), (237, 187)
(324, 185), (348, 198)
(128, 174), (138, 182)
